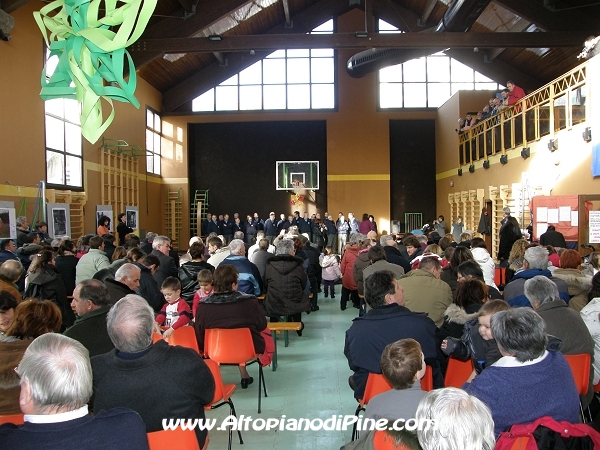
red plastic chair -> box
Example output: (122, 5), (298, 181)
(0, 414), (24, 425)
(203, 359), (243, 450)
(204, 328), (267, 413)
(494, 267), (506, 287)
(373, 430), (413, 450)
(564, 353), (591, 420)
(147, 428), (202, 450)
(444, 357), (474, 388)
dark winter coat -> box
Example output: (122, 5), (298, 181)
(54, 254), (78, 296)
(25, 266), (75, 331)
(132, 262), (164, 312)
(263, 254), (310, 317)
(178, 261), (214, 305)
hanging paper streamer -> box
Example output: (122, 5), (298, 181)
(290, 193), (305, 207)
(34, 0), (157, 144)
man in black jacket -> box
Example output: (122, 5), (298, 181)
(380, 235), (411, 273)
(150, 236), (178, 287)
(344, 270), (439, 399)
(91, 295), (214, 448)
(539, 225), (567, 248)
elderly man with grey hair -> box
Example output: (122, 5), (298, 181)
(263, 238), (310, 334)
(0, 259), (23, 302)
(221, 239), (263, 296)
(504, 245), (570, 307)
(150, 235), (178, 287)
(0, 333), (149, 449)
(525, 275), (595, 406)
(91, 294), (214, 448)
(104, 263), (140, 305)
(416, 387), (495, 450)
(463, 308), (579, 435)
(65, 279), (114, 357)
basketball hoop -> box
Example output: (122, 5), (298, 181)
(291, 180), (305, 190)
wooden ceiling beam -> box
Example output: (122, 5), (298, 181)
(132, 0), (252, 69)
(371, 0), (422, 32)
(493, 0), (600, 31)
(444, 48), (543, 91)
(418, 0), (439, 27)
(131, 31), (593, 54)
(282, 0), (292, 28)
(162, 0), (356, 112)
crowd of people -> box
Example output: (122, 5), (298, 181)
(3, 207), (600, 449)
(456, 80), (527, 133)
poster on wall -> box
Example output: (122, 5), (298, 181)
(96, 206), (114, 232)
(47, 203), (71, 239)
(0, 207), (17, 240)
(125, 206), (139, 229)
(589, 211), (600, 243)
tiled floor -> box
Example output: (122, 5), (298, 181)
(205, 292), (359, 449)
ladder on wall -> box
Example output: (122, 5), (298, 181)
(166, 188), (182, 251)
(190, 190), (209, 238)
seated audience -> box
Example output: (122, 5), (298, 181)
(178, 236), (203, 266)
(54, 239), (78, 296)
(505, 238), (529, 284)
(155, 277), (192, 338)
(195, 264), (270, 388)
(364, 339), (427, 422)
(546, 245), (560, 268)
(221, 239), (262, 296)
(344, 270), (438, 399)
(416, 388), (495, 450)
(581, 281), (600, 385)
(25, 250), (75, 331)
(178, 241), (214, 307)
(438, 278), (486, 342)
(442, 300), (509, 377)
(0, 299), (62, 414)
(398, 257), (453, 327)
(206, 236), (231, 268)
(524, 275), (595, 407)
(440, 247), (474, 297)
(104, 263), (140, 305)
(0, 291), (18, 339)
(75, 235), (110, 284)
(380, 234), (411, 273)
(150, 236), (178, 287)
(0, 259), (23, 303)
(463, 308), (580, 435)
(133, 254), (164, 312)
(0, 333), (149, 450)
(65, 279), (114, 357)
(503, 246), (570, 307)
(192, 269), (214, 317)
(470, 237), (497, 290)
(456, 260), (503, 299)
(102, 234), (117, 261)
(91, 294), (214, 448)
(551, 249), (591, 312)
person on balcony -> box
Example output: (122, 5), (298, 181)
(507, 80), (526, 106)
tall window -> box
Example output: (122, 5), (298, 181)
(45, 53), (83, 188)
(146, 108), (161, 175)
(378, 20), (503, 108)
(192, 20), (335, 112)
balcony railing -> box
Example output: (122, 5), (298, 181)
(458, 63), (587, 166)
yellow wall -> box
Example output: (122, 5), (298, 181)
(2, 4), (597, 247)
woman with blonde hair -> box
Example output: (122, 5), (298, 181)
(552, 249), (591, 312)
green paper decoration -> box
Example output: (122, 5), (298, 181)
(34, 0), (157, 144)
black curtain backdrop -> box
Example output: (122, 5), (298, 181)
(389, 119), (436, 230)
(188, 121), (327, 218)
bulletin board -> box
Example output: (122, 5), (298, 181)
(531, 195), (579, 241)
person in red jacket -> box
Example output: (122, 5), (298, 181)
(506, 80), (526, 106)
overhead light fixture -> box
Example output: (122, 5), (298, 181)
(583, 127), (592, 142)
(458, 168), (463, 176)
(483, 160), (490, 169)
(521, 147), (531, 159)
(548, 138), (558, 151)
(208, 35), (222, 41)
(355, 31), (368, 38)
(469, 164), (475, 173)
(500, 155), (508, 165)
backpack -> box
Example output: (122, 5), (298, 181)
(495, 416), (600, 450)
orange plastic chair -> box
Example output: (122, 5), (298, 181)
(147, 428), (202, 450)
(0, 414), (24, 425)
(204, 328), (267, 413)
(352, 367), (433, 441)
(564, 353), (591, 420)
(494, 267), (506, 287)
(203, 359), (243, 450)
(444, 357), (474, 388)
(373, 430), (412, 450)
(152, 326), (199, 353)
